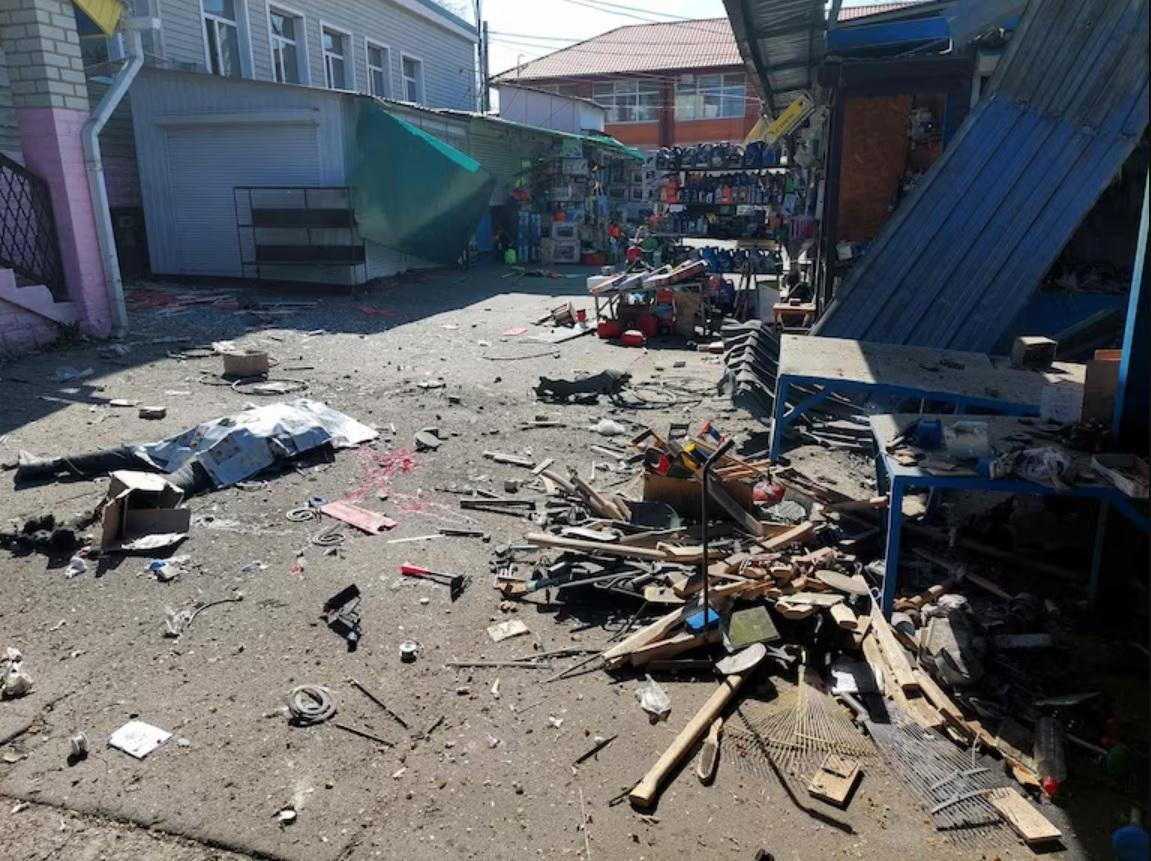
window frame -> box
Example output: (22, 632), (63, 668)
(365, 37), (393, 99)
(592, 79), (660, 125)
(199, 0), (251, 79)
(674, 72), (746, 121)
(400, 52), (426, 104)
(267, 3), (308, 85)
(319, 21), (355, 91)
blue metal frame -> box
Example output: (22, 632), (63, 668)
(827, 17), (950, 52)
(1113, 176), (1149, 444)
(874, 449), (1151, 616)
(768, 373), (1040, 463)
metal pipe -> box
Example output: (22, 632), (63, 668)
(83, 27), (144, 338)
(700, 438), (736, 631)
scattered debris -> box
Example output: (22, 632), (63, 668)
(487, 619), (530, 642)
(0, 647), (33, 699)
(635, 675), (671, 722)
(107, 720), (172, 759)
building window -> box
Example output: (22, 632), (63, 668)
(322, 26), (350, 90)
(202, 0), (242, 77)
(592, 80), (660, 123)
(675, 73), (746, 120)
(401, 55), (424, 103)
(366, 40), (391, 98)
(269, 7), (304, 84)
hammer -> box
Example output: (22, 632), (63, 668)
(400, 564), (470, 601)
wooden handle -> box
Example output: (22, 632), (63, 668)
(629, 673), (747, 808)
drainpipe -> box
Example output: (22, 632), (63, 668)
(83, 26), (144, 338)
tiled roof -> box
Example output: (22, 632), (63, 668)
(839, 2), (932, 21)
(494, 18), (742, 81)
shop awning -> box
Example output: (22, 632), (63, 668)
(349, 103), (495, 265)
(465, 113), (644, 161)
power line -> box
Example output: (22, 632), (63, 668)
(560, 0), (692, 20)
(553, 0), (675, 24)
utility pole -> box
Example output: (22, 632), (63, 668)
(481, 20), (491, 112)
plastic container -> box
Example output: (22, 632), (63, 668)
(915, 418), (944, 449)
(634, 315), (658, 338)
(1034, 715), (1067, 796)
(596, 319), (622, 339)
(620, 329), (647, 348)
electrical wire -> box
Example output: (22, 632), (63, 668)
(287, 685), (337, 725)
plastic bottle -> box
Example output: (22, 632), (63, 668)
(1034, 715), (1068, 796)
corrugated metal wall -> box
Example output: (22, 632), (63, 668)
(815, 0), (1149, 351)
(129, 68), (346, 277)
(88, 80), (140, 208)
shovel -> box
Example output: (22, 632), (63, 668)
(400, 564), (469, 601)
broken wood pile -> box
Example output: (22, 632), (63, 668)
(474, 421), (1069, 850)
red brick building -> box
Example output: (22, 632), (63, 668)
(493, 18), (760, 150)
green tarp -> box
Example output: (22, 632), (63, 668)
(350, 103), (495, 264)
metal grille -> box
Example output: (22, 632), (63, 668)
(0, 153), (66, 300)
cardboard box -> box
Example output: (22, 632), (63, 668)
(221, 350), (270, 378)
(552, 239), (580, 264)
(1081, 349), (1121, 423)
(642, 472), (754, 520)
(550, 223), (578, 241)
(1011, 336), (1058, 369)
(100, 470), (191, 552)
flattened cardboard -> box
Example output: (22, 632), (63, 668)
(100, 470), (191, 552)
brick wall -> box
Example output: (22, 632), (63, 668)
(529, 69), (761, 150)
(837, 95), (912, 242)
(0, 0), (89, 112)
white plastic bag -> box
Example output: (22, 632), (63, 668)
(636, 674), (671, 722)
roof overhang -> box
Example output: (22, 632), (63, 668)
(722, 0), (827, 118)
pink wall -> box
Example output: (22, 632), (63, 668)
(0, 298), (60, 354)
(16, 106), (112, 336)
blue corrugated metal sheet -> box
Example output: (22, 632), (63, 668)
(815, 0), (1149, 351)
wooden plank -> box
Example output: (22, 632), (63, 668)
(759, 521), (815, 551)
(815, 569), (869, 595)
(829, 603), (859, 630)
(988, 788), (1062, 845)
(868, 605), (921, 694)
(706, 479), (762, 535)
(775, 601), (818, 621)
(602, 608), (682, 667)
(807, 753), (861, 808)
(860, 637), (941, 730)
(483, 451), (535, 467)
(630, 629), (722, 667)
(656, 543), (728, 562)
(524, 532), (666, 561)
(781, 592), (844, 607)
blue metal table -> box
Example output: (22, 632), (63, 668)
(769, 335), (1086, 462)
(870, 413), (1149, 616)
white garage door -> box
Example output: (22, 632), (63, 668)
(163, 123), (321, 275)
